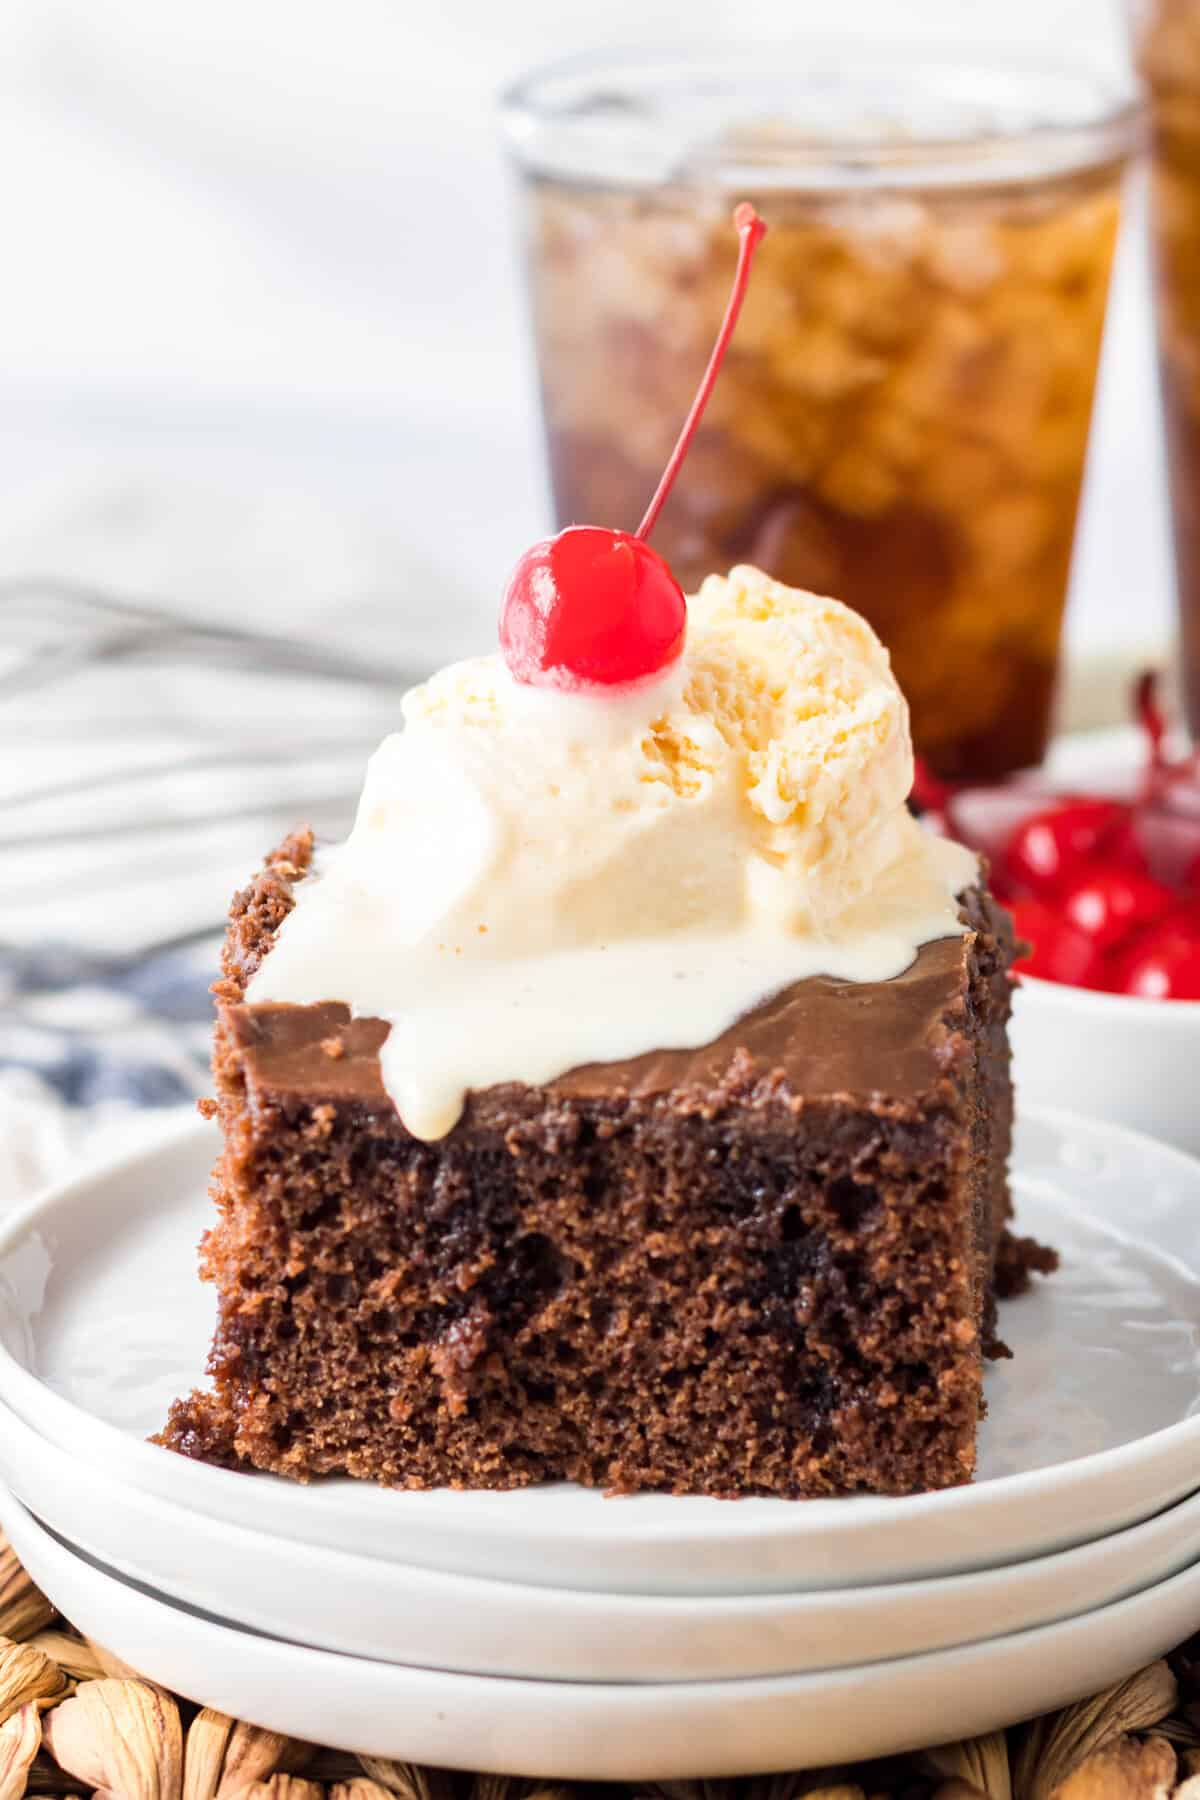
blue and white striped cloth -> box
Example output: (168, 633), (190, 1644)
(0, 931), (217, 1112)
(0, 573), (421, 1210)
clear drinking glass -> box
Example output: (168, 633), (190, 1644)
(1139, 0), (1200, 738)
(503, 50), (1140, 779)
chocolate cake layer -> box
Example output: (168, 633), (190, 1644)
(160, 828), (1048, 1498)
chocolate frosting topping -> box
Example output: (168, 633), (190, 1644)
(226, 932), (968, 1122)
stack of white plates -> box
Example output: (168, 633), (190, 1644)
(1, 1107), (1198, 1778)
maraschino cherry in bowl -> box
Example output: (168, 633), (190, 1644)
(918, 678), (1200, 1155)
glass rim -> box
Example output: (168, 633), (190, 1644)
(500, 44), (1144, 190)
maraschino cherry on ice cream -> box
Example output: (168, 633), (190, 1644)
(500, 203), (767, 691)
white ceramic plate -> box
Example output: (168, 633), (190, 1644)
(6, 1490), (1200, 1779)
(1, 1110), (1198, 1598)
(2, 1395), (1198, 1683)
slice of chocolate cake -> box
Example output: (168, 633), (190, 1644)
(162, 230), (1053, 1499)
(160, 824), (1045, 1499)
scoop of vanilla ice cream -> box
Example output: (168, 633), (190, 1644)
(342, 564), (917, 955)
(652, 565), (916, 929)
(248, 566), (975, 1139)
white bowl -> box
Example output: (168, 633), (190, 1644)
(948, 726), (1200, 1156)
(1012, 976), (1200, 1157)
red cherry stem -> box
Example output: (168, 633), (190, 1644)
(1136, 669), (1168, 795)
(634, 202), (767, 543)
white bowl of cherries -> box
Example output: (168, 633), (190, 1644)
(918, 677), (1200, 1157)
